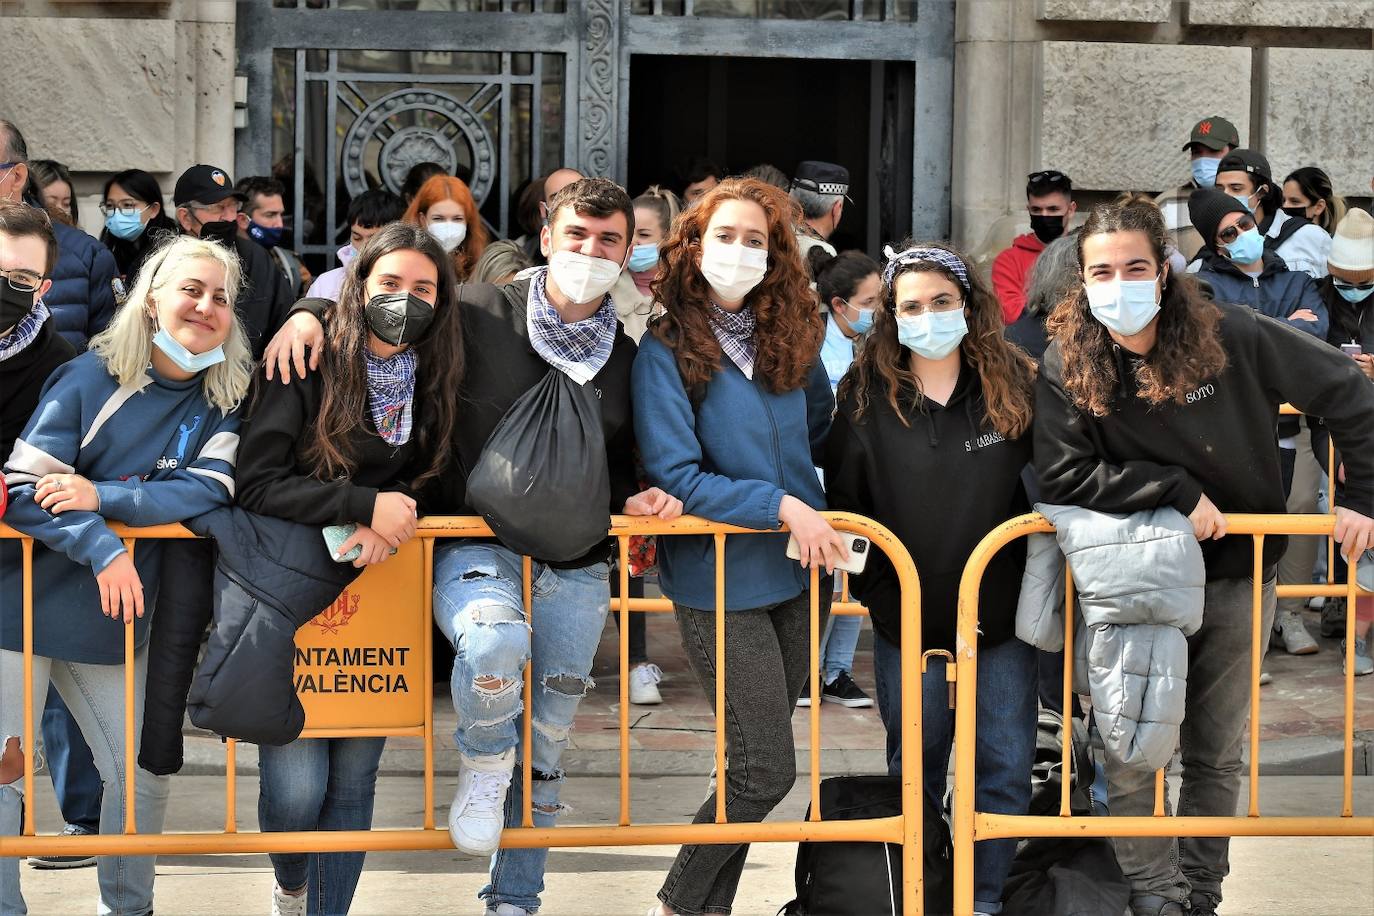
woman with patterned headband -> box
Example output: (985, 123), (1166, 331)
(824, 239), (1040, 916)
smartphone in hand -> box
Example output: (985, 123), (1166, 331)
(786, 533), (871, 575)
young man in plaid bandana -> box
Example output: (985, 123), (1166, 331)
(263, 178), (681, 916)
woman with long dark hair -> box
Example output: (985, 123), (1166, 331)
(633, 177), (844, 916)
(1036, 198), (1374, 916)
(98, 169), (179, 284)
(1282, 166), (1347, 236)
(825, 240), (1039, 915)
(235, 222), (464, 916)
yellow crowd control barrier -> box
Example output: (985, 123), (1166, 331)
(950, 512), (1374, 916)
(0, 513), (931, 913)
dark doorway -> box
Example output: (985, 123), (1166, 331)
(628, 55), (913, 256)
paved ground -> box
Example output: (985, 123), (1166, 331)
(14, 774), (1373, 915)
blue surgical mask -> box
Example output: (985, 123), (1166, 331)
(1191, 158), (1221, 189)
(1085, 277), (1162, 337)
(840, 300), (874, 334)
(248, 221), (284, 248)
(1228, 192), (1255, 214)
(153, 327), (226, 373)
(1225, 227), (1265, 264)
(1335, 282), (1374, 304)
(105, 210), (147, 241)
(627, 243), (659, 273)
(896, 309), (967, 359)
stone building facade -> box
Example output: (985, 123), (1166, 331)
(1, 0), (1370, 258)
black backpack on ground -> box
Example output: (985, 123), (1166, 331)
(781, 775), (952, 916)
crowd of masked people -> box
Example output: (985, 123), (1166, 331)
(1, 108), (1372, 916)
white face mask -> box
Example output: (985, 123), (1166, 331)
(700, 241), (768, 302)
(427, 220), (467, 253)
(1084, 276), (1162, 337)
(547, 249), (622, 304)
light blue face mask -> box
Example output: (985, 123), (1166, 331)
(153, 327), (226, 373)
(627, 243), (659, 273)
(896, 308), (967, 360)
(1228, 191), (1255, 214)
(1335, 282), (1374, 304)
(105, 210), (147, 241)
(840, 300), (874, 334)
(1191, 157), (1221, 189)
(1225, 227), (1265, 264)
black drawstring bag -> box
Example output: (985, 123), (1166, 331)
(466, 368), (611, 562)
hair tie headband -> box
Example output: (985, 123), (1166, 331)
(882, 245), (971, 296)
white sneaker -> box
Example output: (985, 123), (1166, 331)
(449, 748), (516, 856)
(271, 883), (307, 916)
(1275, 608), (1319, 655)
(483, 904), (531, 916)
(630, 663), (664, 705)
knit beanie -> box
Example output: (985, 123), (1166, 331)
(1187, 189), (1249, 248)
(1327, 208), (1374, 284)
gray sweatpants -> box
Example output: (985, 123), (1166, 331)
(1106, 573), (1277, 907)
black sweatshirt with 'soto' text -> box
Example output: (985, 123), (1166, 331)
(1035, 302), (1374, 581)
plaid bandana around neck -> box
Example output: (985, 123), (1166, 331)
(0, 300), (49, 363)
(364, 346), (418, 446)
(709, 300), (757, 380)
(526, 267), (618, 384)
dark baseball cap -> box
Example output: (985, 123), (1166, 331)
(1216, 148), (1272, 184)
(1182, 117), (1241, 152)
(173, 164), (244, 207)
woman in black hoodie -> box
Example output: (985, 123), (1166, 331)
(824, 241), (1039, 916)
(235, 221), (464, 916)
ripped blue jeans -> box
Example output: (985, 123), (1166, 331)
(432, 541), (610, 914)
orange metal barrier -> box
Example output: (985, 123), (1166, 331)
(950, 512), (1373, 916)
(0, 513), (928, 912)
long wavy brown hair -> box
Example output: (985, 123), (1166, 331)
(650, 177), (823, 393)
(1048, 198), (1228, 418)
(403, 175), (489, 281)
(300, 222), (464, 490)
(839, 240), (1036, 439)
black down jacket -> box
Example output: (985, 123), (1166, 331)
(144, 507), (362, 758)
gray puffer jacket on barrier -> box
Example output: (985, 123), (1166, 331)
(1016, 503), (1205, 772)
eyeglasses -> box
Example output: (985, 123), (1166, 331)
(895, 297), (964, 317)
(1217, 215), (1257, 245)
(1, 266), (45, 293)
(99, 202), (147, 218)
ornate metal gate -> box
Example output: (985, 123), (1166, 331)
(235, 0), (953, 258)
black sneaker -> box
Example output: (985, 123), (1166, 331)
(821, 671), (874, 708)
(27, 823), (96, 869)
(1188, 891), (1219, 916)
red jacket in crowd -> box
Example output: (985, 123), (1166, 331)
(991, 231), (1046, 325)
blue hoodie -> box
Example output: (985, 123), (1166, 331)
(632, 332), (833, 611)
(1, 352), (239, 663)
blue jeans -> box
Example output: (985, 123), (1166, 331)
(432, 542), (610, 914)
(42, 687), (103, 832)
(257, 737), (386, 916)
(1, 648), (169, 916)
(872, 632), (1036, 915)
(819, 612), (860, 683)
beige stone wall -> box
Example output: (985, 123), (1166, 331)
(954, 0), (1374, 262)
(0, 0), (236, 237)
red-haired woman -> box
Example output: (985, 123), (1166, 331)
(632, 177), (845, 916)
(403, 175), (488, 281)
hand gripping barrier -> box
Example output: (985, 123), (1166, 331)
(0, 513), (936, 914)
(950, 512), (1374, 916)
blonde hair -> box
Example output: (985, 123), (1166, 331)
(88, 236), (253, 412)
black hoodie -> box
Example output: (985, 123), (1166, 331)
(824, 363), (1031, 651)
(1035, 302), (1374, 581)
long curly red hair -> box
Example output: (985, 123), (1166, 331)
(403, 175), (488, 281)
(650, 177), (823, 393)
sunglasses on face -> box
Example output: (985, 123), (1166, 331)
(1217, 216), (1257, 245)
(1334, 280), (1374, 293)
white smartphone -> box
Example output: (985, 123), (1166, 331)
(786, 533), (870, 575)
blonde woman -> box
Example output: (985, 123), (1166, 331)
(0, 235), (251, 916)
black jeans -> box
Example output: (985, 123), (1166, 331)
(658, 588), (831, 915)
